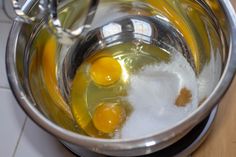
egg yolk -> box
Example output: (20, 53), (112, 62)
(42, 36), (73, 119)
(92, 103), (126, 134)
(90, 57), (122, 86)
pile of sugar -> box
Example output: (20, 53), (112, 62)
(119, 52), (199, 139)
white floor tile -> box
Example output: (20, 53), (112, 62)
(0, 10), (11, 22)
(0, 88), (26, 157)
(15, 118), (76, 157)
(0, 22), (12, 88)
(0, 0), (14, 22)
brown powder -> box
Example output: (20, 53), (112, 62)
(175, 87), (192, 107)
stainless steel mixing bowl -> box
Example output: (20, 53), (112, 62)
(5, 0), (236, 156)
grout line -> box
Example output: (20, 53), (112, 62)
(0, 20), (12, 24)
(12, 117), (28, 157)
(0, 86), (10, 90)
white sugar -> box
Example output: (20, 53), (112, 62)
(120, 52), (199, 139)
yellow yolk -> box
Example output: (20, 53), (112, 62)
(42, 36), (73, 119)
(92, 103), (126, 134)
(90, 57), (122, 86)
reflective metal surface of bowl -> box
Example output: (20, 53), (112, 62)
(5, 0), (236, 156)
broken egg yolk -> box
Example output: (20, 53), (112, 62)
(90, 57), (122, 86)
(92, 103), (126, 134)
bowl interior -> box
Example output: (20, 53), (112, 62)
(9, 0), (231, 144)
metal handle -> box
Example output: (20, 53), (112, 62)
(48, 0), (99, 44)
(9, 0), (98, 44)
(11, 0), (46, 23)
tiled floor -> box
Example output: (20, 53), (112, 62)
(0, 5), (76, 157)
(0, 22), (11, 89)
(14, 119), (75, 157)
(0, 89), (26, 157)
